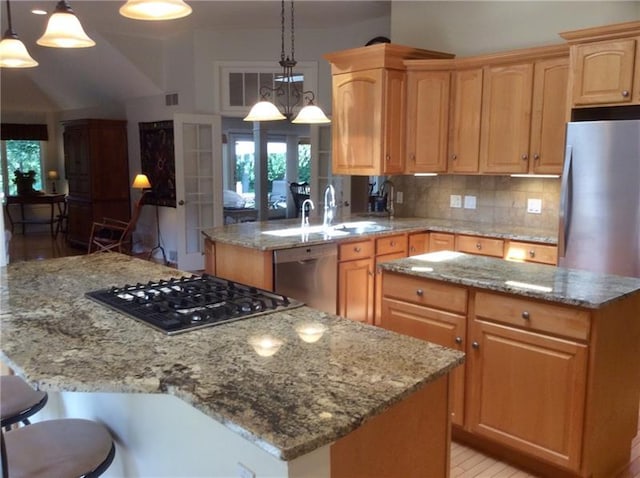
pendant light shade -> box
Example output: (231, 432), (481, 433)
(292, 104), (331, 124)
(119, 0), (192, 21)
(37, 0), (95, 48)
(244, 101), (287, 122)
(0, 0), (38, 68)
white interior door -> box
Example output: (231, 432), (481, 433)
(174, 114), (222, 271)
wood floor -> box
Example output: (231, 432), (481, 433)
(5, 232), (640, 478)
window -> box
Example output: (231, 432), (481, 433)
(1, 140), (45, 196)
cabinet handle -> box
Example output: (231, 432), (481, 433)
(410, 153), (415, 162)
(521, 154), (528, 160)
(472, 341), (480, 349)
(390, 241), (396, 247)
(476, 242), (482, 250)
(178, 200), (185, 206)
(529, 250), (535, 258)
(385, 154), (391, 162)
(622, 90), (630, 97)
(416, 289), (424, 297)
(451, 154), (457, 160)
(410, 246), (416, 253)
(522, 311), (530, 320)
(533, 153), (540, 160)
(354, 247), (361, 253)
(455, 336), (463, 345)
(368, 271), (374, 277)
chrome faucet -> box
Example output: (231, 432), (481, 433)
(381, 179), (395, 218)
(323, 184), (336, 229)
(301, 198), (314, 228)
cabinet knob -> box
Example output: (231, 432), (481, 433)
(410, 153), (415, 162)
(533, 153), (540, 160)
(390, 241), (396, 247)
(451, 154), (458, 160)
(521, 154), (528, 160)
(368, 270), (374, 277)
(522, 311), (530, 320)
(416, 289), (424, 297)
(622, 90), (630, 97)
(472, 341), (480, 349)
(385, 154), (391, 162)
(529, 250), (535, 258)
(354, 246), (361, 253)
(476, 242), (482, 250)
(410, 246), (416, 253)
(455, 336), (463, 345)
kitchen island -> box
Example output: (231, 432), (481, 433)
(0, 253), (464, 478)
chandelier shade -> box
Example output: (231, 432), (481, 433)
(243, 0), (330, 124)
(37, 1), (95, 48)
(119, 0), (192, 21)
(0, 0), (38, 68)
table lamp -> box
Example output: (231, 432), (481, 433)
(131, 173), (151, 191)
(47, 170), (59, 193)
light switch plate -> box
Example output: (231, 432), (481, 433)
(527, 198), (542, 214)
(396, 191), (403, 204)
(450, 195), (462, 208)
(464, 195), (477, 209)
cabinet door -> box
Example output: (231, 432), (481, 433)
(467, 319), (587, 470)
(383, 69), (407, 175)
(381, 297), (465, 426)
(374, 251), (407, 326)
(408, 232), (429, 256)
(480, 63), (533, 174)
(449, 68), (483, 173)
(406, 70), (450, 173)
(572, 39), (636, 106)
(338, 257), (374, 324)
(530, 57), (569, 175)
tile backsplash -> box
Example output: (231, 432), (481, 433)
(392, 175), (560, 232)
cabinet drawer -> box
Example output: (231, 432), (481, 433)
(505, 241), (558, 265)
(456, 235), (504, 257)
(382, 272), (467, 314)
(475, 291), (590, 341)
(376, 234), (407, 256)
(429, 232), (455, 252)
(339, 239), (374, 261)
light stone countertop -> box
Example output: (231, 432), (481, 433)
(201, 215), (557, 251)
(0, 253), (464, 461)
(378, 251), (640, 308)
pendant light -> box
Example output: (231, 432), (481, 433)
(119, 0), (192, 21)
(243, 0), (330, 124)
(37, 0), (95, 48)
(0, 0), (38, 68)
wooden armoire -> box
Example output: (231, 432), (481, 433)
(63, 119), (130, 248)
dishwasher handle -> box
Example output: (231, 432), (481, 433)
(273, 244), (337, 264)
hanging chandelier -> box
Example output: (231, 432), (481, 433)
(0, 0), (38, 68)
(244, 0), (330, 124)
(37, 0), (95, 48)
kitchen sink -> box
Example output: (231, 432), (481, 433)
(332, 221), (390, 234)
(262, 221), (389, 238)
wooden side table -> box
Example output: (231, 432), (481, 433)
(4, 194), (67, 236)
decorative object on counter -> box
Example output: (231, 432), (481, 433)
(119, 0), (191, 21)
(289, 181), (310, 217)
(12, 170), (39, 196)
(0, 0), (38, 68)
(37, 0), (95, 48)
(243, 0), (330, 124)
(47, 170), (59, 193)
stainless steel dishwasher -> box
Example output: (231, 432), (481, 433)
(273, 243), (337, 315)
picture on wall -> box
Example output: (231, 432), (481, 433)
(139, 120), (176, 207)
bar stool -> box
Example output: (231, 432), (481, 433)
(1, 375), (48, 431)
(0, 376), (116, 478)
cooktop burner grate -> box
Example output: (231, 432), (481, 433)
(85, 274), (304, 335)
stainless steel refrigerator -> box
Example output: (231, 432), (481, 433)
(559, 119), (640, 278)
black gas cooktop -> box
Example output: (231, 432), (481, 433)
(85, 274), (303, 335)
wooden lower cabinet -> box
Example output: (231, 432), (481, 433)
(338, 257), (374, 324)
(505, 240), (558, 265)
(456, 234), (505, 258)
(467, 318), (587, 470)
(429, 232), (455, 252)
(408, 231), (429, 255)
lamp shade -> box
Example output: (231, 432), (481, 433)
(47, 170), (60, 180)
(292, 104), (331, 124)
(243, 101), (286, 122)
(119, 0), (192, 21)
(132, 174), (151, 189)
(0, 35), (38, 68)
(37, 1), (95, 48)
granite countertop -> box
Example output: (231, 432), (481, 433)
(201, 215), (557, 251)
(0, 253), (464, 461)
(379, 251), (640, 309)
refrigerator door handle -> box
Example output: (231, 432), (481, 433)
(558, 144), (573, 258)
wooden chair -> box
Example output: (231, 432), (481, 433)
(289, 182), (310, 218)
(87, 193), (145, 254)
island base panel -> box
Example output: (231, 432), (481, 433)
(331, 374), (451, 478)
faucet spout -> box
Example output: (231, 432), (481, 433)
(381, 179), (395, 218)
(301, 199), (314, 228)
(323, 184), (336, 229)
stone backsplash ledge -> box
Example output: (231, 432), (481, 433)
(391, 175), (560, 233)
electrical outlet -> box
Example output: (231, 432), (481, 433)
(396, 191), (403, 204)
(464, 195), (477, 209)
(527, 198), (542, 214)
(450, 194), (462, 208)
(237, 463), (256, 478)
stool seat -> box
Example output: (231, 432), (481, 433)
(0, 375), (48, 428)
(2, 418), (115, 478)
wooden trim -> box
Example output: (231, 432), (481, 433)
(560, 20), (640, 43)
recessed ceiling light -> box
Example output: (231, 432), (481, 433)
(31, 9), (48, 15)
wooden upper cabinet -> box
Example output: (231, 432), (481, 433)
(479, 62), (534, 174)
(571, 39), (636, 106)
(324, 43), (454, 176)
(405, 69), (451, 173)
(529, 56), (569, 174)
(449, 68), (483, 173)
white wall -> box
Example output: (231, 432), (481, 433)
(390, 1), (639, 56)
